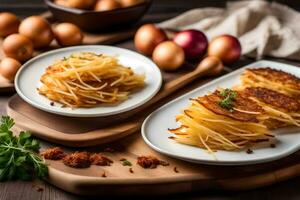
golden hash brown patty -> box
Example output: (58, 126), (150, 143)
(244, 87), (300, 112)
(246, 67), (300, 90)
(197, 90), (264, 122)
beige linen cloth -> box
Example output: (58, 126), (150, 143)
(159, 0), (300, 61)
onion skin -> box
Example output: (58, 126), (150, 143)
(3, 34), (34, 62)
(19, 16), (54, 49)
(134, 24), (168, 56)
(53, 23), (83, 46)
(0, 57), (21, 82)
(198, 56), (224, 76)
(173, 29), (208, 60)
(208, 35), (241, 65)
(152, 41), (185, 71)
(94, 0), (121, 11)
(0, 12), (20, 37)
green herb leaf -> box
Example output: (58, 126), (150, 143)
(0, 116), (48, 181)
(122, 160), (132, 166)
(218, 89), (237, 111)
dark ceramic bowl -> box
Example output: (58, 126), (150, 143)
(44, 0), (152, 32)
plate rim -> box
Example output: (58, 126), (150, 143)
(142, 59), (300, 165)
(15, 45), (162, 117)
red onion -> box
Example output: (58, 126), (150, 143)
(173, 29), (208, 60)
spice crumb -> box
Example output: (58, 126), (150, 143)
(137, 155), (169, 169)
(40, 147), (66, 160)
(62, 151), (91, 168)
(173, 167), (179, 173)
(90, 153), (113, 166)
(50, 102), (54, 106)
(102, 172), (107, 178)
(168, 136), (176, 139)
(246, 149), (253, 154)
(129, 168), (134, 173)
(270, 143), (276, 148)
(119, 158), (126, 161)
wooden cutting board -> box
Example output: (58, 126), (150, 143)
(40, 133), (300, 195)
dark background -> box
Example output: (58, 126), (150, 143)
(1, 0), (300, 200)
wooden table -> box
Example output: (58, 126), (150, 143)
(1, 0), (300, 199)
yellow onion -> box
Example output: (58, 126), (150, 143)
(0, 57), (22, 82)
(2, 34), (34, 62)
(152, 41), (185, 71)
(94, 0), (121, 11)
(0, 12), (20, 37)
(53, 23), (83, 46)
(134, 24), (167, 56)
(19, 16), (54, 49)
(208, 35), (241, 64)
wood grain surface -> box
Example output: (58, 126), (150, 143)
(1, 0), (300, 200)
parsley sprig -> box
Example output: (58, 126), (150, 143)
(0, 116), (48, 181)
(218, 89), (237, 111)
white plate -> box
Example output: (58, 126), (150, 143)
(142, 60), (300, 165)
(15, 45), (162, 117)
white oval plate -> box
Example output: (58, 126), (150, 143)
(15, 45), (162, 117)
(142, 60), (300, 165)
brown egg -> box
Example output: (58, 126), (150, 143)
(67, 0), (96, 9)
(0, 12), (20, 37)
(134, 24), (168, 56)
(19, 16), (54, 49)
(0, 57), (22, 82)
(53, 23), (83, 46)
(119, 0), (144, 7)
(152, 41), (185, 71)
(94, 0), (121, 11)
(2, 34), (34, 62)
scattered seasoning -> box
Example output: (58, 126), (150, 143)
(41, 147), (66, 160)
(137, 155), (169, 169)
(173, 167), (179, 173)
(90, 153), (113, 166)
(102, 172), (107, 178)
(246, 149), (253, 154)
(168, 136), (176, 139)
(121, 159), (132, 166)
(50, 102), (54, 106)
(270, 143), (276, 148)
(129, 168), (134, 173)
(218, 88), (237, 112)
(62, 151), (91, 168)
(119, 158), (126, 161)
